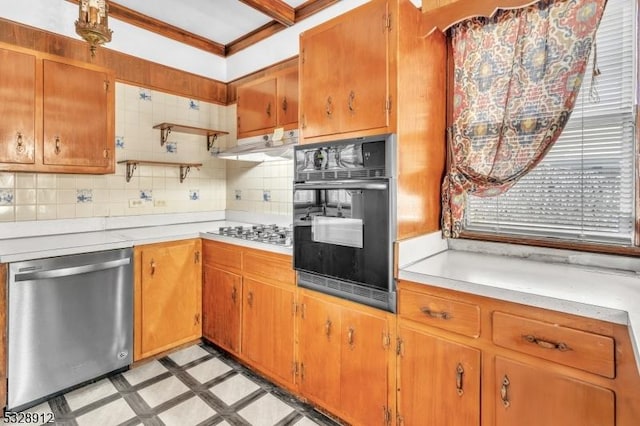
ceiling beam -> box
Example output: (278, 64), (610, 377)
(227, 0), (340, 55)
(65, 0), (226, 56)
(238, 0), (296, 26)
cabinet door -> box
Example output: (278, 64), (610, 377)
(494, 357), (614, 426)
(299, 22), (344, 139)
(340, 309), (390, 426)
(237, 78), (277, 137)
(339, 0), (389, 134)
(42, 59), (112, 169)
(242, 278), (295, 385)
(0, 47), (36, 165)
(139, 240), (202, 358)
(202, 264), (241, 354)
(398, 325), (480, 426)
(277, 68), (299, 128)
(299, 294), (342, 409)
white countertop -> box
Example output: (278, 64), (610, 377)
(399, 249), (640, 372)
(0, 218), (292, 263)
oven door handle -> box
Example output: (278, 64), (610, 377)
(294, 180), (388, 191)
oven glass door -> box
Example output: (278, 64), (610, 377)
(293, 181), (389, 290)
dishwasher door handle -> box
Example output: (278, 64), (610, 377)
(14, 258), (131, 282)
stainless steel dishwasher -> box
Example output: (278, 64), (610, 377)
(7, 248), (133, 411)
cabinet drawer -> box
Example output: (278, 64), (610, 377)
(492, 311), (615, 378)
(243, 250), (294, 286)
(399, 290), (480, 337)
(202, 241), (242, 271)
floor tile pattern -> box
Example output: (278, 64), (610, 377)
(18, 343), (341, 426)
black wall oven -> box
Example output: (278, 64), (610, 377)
(293, 134), (396, 312)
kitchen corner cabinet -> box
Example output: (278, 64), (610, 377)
(397, 280), (640, 426)
(134, 239), (202, 361)
(0, 42), (115, 174)
(298, 289), (394, 426)
(299, 0), (447, 239)
(236, 67), (298, 139)
(202, 240), (296, 390)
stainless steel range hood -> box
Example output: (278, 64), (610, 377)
(214, 129), (298, 162)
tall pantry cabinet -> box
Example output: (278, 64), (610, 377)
(299, 0), (447, 239)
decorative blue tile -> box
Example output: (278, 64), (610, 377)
(76, 189), (93, 203)
(189, 190), (199, 201)
(0, 189), (14, 205)
(263, 190), (271, 202)
(115, 136), (125, 149)
(139, 88), (152, 101)
(188, 99), (200, 110)
(165, 141), (178, 154)
(140, 190), (153, 202)
(235, 190), (242, 201)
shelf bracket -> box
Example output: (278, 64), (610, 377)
(160, 126), (172, 146)
(207, 133), (218, 152)
(124, 162), (137, 183)
(179, 165), (192, 183)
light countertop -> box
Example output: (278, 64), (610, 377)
(399, 249), (640, 372)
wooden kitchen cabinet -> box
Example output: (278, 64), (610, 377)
(0, 42), (114, 174)
(134, 239), (202, 361)
(202, 264), (242, 355)
(236, 67), (298, 138)
(300, 0), (388, 139)
(0, 46), (36, 166)
(299, 0), (447, 239)
(398, 279), (640, 426)
(492, 356), (614, 426)
(298, 289), (394, 426)
(397, 322), (481, 425)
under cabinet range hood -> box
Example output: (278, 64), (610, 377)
(214, 130), (298, 162)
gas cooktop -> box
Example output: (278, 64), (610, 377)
(210, 224), (293, 247)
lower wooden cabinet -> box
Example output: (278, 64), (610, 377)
(397, 279), (640, 426)
(397, 322), (481, 425)
(202, 240), (296, 390)
(134, 239), (202, 360)
(298, 290), (394, 426)
(493, 356), (614, 426)
(202, 264), (241, 355)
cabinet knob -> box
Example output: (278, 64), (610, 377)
(282, 96), (288, 112)
(16, 132), (25, 154)
(348, 90), (356, 113)
(54, 136), (61, 155)
(325, 96), (333, 117)
(500, 375), (511, 408)
(456, 363), (465, 396)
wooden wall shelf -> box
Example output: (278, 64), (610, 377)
(117, 160), (203, 183)
(152, 122), (229, 151)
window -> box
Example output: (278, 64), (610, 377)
(464, 0), (637, 246)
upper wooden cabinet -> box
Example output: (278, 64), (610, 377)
(300, 0), (389, 140)
(299, 0), (447, 238)
(0, 43), (115, 174)
(0, 47), (36, 166)
(236, 67), (299, 139)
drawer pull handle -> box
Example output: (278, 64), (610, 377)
(54, 136), (61, 154)
(231, 286), (237, 304)
(455, 363), (464, 396)
(150, 259), (155, 276)
(420, 307), (451, 320)
(16, 132), (25, 154)
(347, 326), (355, 348)
(500, 375), (510, 408)
(247, 291), (254, 307)
(325, 318), (332, 337)
(524, 334), (569, 352)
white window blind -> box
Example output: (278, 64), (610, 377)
(465, 0), (637, 245)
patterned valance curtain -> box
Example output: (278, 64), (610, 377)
(441, 0), (607, 238)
